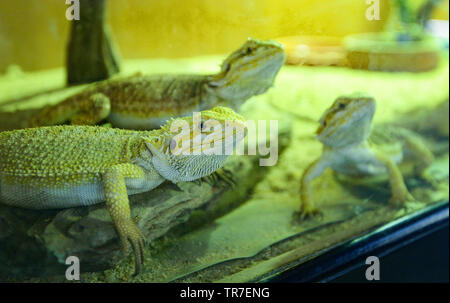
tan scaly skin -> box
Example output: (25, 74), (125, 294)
(299, 93), (435, 218)
(0, 106), (246, 275)
(26, 38), (286, 130)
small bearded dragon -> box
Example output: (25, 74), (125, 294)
(299, 93), (435, 217)
(26, 38), (285, 130)
(0, 106), (246, 275)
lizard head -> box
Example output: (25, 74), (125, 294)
(316, 92), (376, 148)
(205, 38), (286, 107)
(144, 106), (246, 182)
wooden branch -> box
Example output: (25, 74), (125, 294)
(66, 0), (120, 85)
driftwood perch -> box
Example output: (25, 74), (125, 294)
(66, 0), (120, 85)
(0, 159), (249, 279)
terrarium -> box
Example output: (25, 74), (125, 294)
(0, 0), (448, 283)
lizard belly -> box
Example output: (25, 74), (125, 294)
(0, 175), (165, 210)
(108, 113), (168, 130)
(0, 180), (106, 209)
(328, 147), (402, 178)
(332, 159), (387, 177)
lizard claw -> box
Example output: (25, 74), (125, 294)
(192, 179), (202, 186)
(295, 206), (322, 221)
(203, 169), (236, 187)
(389, 191), (415, 207)
(217, 168), (237, 187)
(117, 219), (146, 276)
(390, 191), (426, 214)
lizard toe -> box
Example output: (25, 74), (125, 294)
(203, 169), (236, 187)
(295, 206), (322, 221)
(389, 191), (415, 207)
(117, 220), (146, 276)
(129, 228), (145, 276)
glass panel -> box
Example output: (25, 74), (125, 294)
(0, 0), (448, 282)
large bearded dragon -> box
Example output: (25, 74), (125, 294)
(26, 38), (285, 130)
(0, 106), (246, 275)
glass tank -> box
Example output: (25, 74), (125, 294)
(0, 0), (448, 283)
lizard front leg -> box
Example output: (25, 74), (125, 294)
(30, 93), (111, 127)
(298, 159), (328, 219)
(374, 151), (414, 206)
(403, 134), (435, 176)
(103, 163), (146, 276)
(70, 93), (111, 125)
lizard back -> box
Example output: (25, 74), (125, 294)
(98, 74), (209, 117)
(0, 126), (149, 186)
(0, 126), (156, 209)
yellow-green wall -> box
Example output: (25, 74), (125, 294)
(0, 0), (447, 72)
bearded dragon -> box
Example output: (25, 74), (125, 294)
(0, 106), (246, 275)
(299, 93), (435, 217)
(24, 38), (285, 130)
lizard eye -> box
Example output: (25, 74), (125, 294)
(169, 138), (178, 151)
(246, 47), (252, 54)
(338, 103), (346, 110)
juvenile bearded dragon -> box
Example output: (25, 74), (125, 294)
(26, 38), (285, 130)
(0, 106), (246, 275)
(299, 93), (435, 217)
